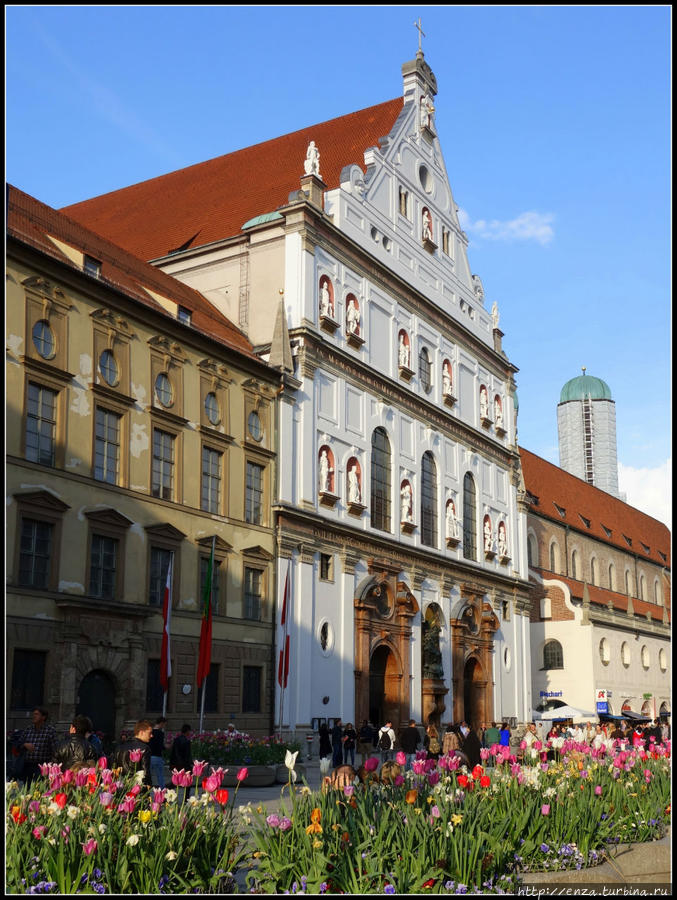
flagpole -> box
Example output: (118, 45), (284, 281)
(198, 536), (216, 735)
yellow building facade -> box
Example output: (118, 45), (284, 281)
(6, 187), (280, 742)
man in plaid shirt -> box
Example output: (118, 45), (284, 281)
(16, 707), (58, 784)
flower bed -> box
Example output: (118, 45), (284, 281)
(165, 731), (302, 768)
(5, 740), (670, 894)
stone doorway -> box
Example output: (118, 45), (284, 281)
(369, 644), (400, 729)
(463, 656), (483, 730)
(77, 669), (116, 742)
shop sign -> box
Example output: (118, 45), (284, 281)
(596, 688), (608, 714)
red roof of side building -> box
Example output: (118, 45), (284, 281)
(520, 446), (670, 569)
(60, 98), (405, 262)
(7, 186), (260, 361)
(535, 569), (669, 624)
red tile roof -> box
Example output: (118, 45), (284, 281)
(520, 446), (670, 569)
(61, 98), (405, 262)
(7, 186), (260, 360)
(535, 569), (668, 624)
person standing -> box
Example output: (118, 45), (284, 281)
(499, 722), (511, 748)
(170, 724), (193, 771)
(484, 721), (500, 749)
(377, 720), (396, 762)
(400, 719), (421, 770)
(424, 723), (441, 760)
(442, 723), (461, 757)
(342, 722), (357, 767)
(15, 707), (58, 785)
(318, 723), (332, 763)
(54, 715), (97, 770)
(460, 721), (481, 768)
(357, 720), (374, 765)
(331, 718), (344, 768)
(149, 717), (168, 787)
(113, 720), (153, 786)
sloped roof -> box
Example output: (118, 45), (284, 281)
(7, 185), (259, 361)
(535, 569), (668, 624)
(520, 446), (670, 569)
(61, 98), (404, 262)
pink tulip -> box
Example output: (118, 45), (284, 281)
(117, 797), (136, 814)
(100, 769), (114, 786)
(519, 740), (527, 750)
(236, 767), (248, 782)
(202, 774), (221, 793)
(152, 789), (166, 806)
(427, 771), (440, 786)
(412, 760), (425, 775)
(33, 826), (46, 839)
(594, 785), (602, 795)
(61, 769), (74, 784)
(396, 751), (406, 766)
(480, 748), (490, 761)
(82, 838), (98, 856)
(172, 768), (188, 786)
(541, 804), (550, 815)
(129, 748), (143, 763)
(97, 756), (107, 770)
(394, 774), (405, 786)
(75, 770), (90, 788)
(99, 791), (113, 807)
(191, 760), (207, 777)
(364, 757), (379, 772)
(343, 784), (355, 797)
(447, 754), (460, 771)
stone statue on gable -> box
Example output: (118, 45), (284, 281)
(304, 141), (321, 178)
(472, 274), (484, 303)
(491, 301), (500, 329)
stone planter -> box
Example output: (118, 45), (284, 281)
(221, 764), (276, 787)
(275, 763), (306, 784)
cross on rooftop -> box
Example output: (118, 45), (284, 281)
(414, 17), (425, 53)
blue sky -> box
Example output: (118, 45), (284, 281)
(6, 5), (671, 525)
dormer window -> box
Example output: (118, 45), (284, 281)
(84, 255), (102, 278)
(601, 524), (612, 538)
(640, 542), (650, 555)
(177, 306), (192, 325)
(553, 503), (566, 518)
(578, 514), (591, 529)
(623, 534), (632, 548)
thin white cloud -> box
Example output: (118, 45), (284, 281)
(458, 209), (555, 245)
(618, 459), (672, 527)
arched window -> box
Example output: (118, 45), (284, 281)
(654, 579), (662, 606)
(420, 451), (438, 547)
(462, 473), (477, 561)
(639, 574), (646, 601)
(370, 428), (391, 532)
(418, 346), (432, 393)
(625, 569), (632, 596)
(543, 640), (564, 670)
(527, 533), (537, 567)
(590, 557), (598, 586)
(549, 541), (560, 573)
(599, 638), (610, 666)
(571, 549), (579, 580)
(608, 563), (616, 592)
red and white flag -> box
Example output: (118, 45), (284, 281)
(160, 556), (173, 691)
(277, 561), (291, 689)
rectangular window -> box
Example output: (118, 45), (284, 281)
(197, 663), (218, 713)
(94, 408), (121, 484)
(177, 306), (192, 325)
(11, 649), (47, 709)
(442, 229), (450, 255)
(201, 446), (222, 514)
(146, 659), (164, 712)
(26, 383), (57, 467)
(242, 665), (262, 714)
(319, 553), (333, 582)
(19, 518), (53, 589)
(84, 255), (102, 278)
(245, 461), (264, 525)
(152, 429), (175, 500)
(149, 547), (173, 607)
(200, 555), (221, 616)
(244, 567), (263, 620)
(89, 534), (118, 599)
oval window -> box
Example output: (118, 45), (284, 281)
(32, 320), (55, 359)
(248, 410), (263, 442)
(99, 349), (119, 386)
(204, 392), (220, 425)
(155, 372), (173, 408)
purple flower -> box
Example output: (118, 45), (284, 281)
(279, 816), (292, 832)
(266, 814), (281, 828)
(384, 886), (396, 895)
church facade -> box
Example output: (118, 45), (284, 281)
(63, 52), (536, 736)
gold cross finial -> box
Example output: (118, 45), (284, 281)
(414, 17), (425, 53)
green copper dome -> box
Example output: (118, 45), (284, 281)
(559, 371), (613, 403)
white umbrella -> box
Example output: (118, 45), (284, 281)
(535, 704), (596, 720)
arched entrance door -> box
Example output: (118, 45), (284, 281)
(369, 645), (400, 731)
(77, 670), (116, 741)
(463, 657), (483, 730)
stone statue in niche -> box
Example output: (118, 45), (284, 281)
(484, 517), (494, 554)
(491, 301), (500, 329)
(442, 362), (452, 397)
(304, 141), (321, 178)
(347, 463), (361, 504)
(319, 281), (333, 319)
(498, 522), (507, 558)
(472, 274), (484, 303)
(446, 500), (459, 539)
(422, 619), (444, 679)
(480, 386), (489, 419)
(319, 449), (332, 494)
(346, 296), (360, 334)
(422, 208), (433, 242)
(400, 481), (413, 522)
(398, 333), (410, 369)
(494, 397), (503, 429)
(420, 93), (435, 131)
